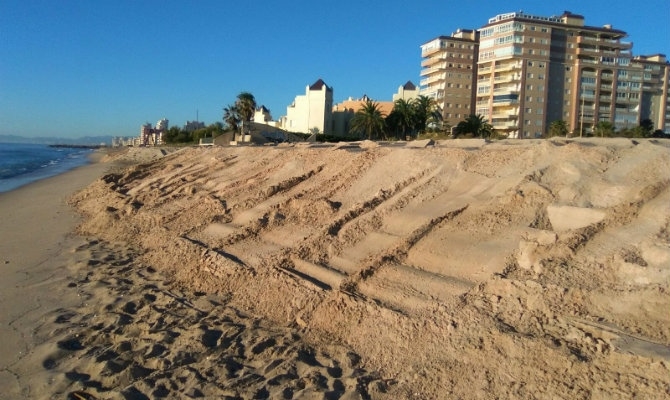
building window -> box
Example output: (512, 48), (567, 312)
(525, 108), (532, 113)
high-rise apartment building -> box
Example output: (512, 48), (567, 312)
(420, 30), (479, 129)
(420, 11), (670, 137)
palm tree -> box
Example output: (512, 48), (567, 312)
(223, 104), (240, 133)
(387, 98), (416, 139)
(235, 92), (257, 139)
(455, 114), (494, 138)
(640, 118), (653, 135)
(548, 120), (568, 137)
(593, 121), (615, 137)
(427, 107), (444, 132)
(349, 99), (386, 140)
(412, 95), (439, 134)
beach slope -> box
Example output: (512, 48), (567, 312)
(5, 140), (670, 398)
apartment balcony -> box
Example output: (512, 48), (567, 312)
(492, 98), (519, 107)
(421, 46), (443, 57)
(599, 107), (612, 113)
(420, 63), (447, 76)
(495, 62), (523, 72)
(491, 110), (519, 119)
(576, 47), (598, 56)
(420, 74), (446, 87)
(494, 74), (521, 83)
(577, 36), (632, 50)
(493, 86), (520, 94)
(421, 56), (446, 67)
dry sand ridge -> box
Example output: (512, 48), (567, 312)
(39, 140), (670, 398)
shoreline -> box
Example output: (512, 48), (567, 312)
(0, 151), (116, 396)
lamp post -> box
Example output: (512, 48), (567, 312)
(579, 87), (585, 138)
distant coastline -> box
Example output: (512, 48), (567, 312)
(0, 134), (113, 146)
(48, 144), (106, 149)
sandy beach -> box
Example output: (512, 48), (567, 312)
(1, 140), (669, 399)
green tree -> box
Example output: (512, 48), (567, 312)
(412, 95), (439, 135)
(163, 126), (182, 144)
(387, 98), (416, 139)
(427, 107), (444, 132)
(235, 92), (257, 122)
(593, 121), (615, 137)
(455, 114), (494, 138)
(640, 118), (654, 135)
(548, 120), (569, 137)
(223, 104), (240, 133)
(235, 92), (257, 139)
(349, 99), (386, 140)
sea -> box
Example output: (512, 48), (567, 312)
(0, 142), (93, 193)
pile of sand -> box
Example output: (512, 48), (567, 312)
(56, 139), (670, 398)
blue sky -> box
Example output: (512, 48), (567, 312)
(1, 0), (669, 138)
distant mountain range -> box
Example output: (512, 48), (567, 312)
(0, 134), (116, 146)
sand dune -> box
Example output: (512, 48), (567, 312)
(13, 139), (670, 398)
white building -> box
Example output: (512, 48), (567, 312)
(253, 105), (273, 123)
(156, 118), (169, 131)
(392, 81), (420, 102)
(280, 79), (334, 134)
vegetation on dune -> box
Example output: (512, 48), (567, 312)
(544, 117), (668, 139)
(349, 99), (386, 140)
(347, 95), (444, 141)
(453, 114), (493, 139)
(162, 122), (226, 144)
